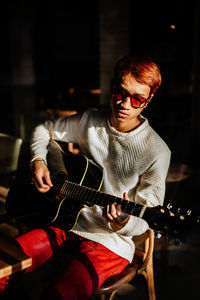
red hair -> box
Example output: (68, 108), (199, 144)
(112, 55), (162, 96)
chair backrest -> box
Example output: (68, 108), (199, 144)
(0, 133), (23, 175)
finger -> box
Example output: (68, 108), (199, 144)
(110, 203), (119, 219)
(35, 173), (50, 189)
(105, 204), (115, 221)
(108, 202), (123, 220)
(43, 171), (53, 187)
(115, 204), (123, 217)
(37, 186), (51, 193)
(32, 178), (51, 193)
(123, 192), (129, 200)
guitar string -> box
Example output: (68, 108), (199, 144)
(58, 181), (191, 236)
(65, 181), (113, 206)
(60, 180), (141, 216)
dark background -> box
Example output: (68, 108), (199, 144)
(0, 2), (200, 299)
(0, 0), (200, 209)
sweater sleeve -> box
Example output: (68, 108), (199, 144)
(30, 121), (53, 164)
(30, 112), (84, 163)
(135, 151), (171, 207)
(108, 151), (171, 237)
(109, 215), (149, 237)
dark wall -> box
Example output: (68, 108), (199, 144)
(130, 1), (199, 167)
(0, 1), (100, 138)
(0, 0), (199, 170)
(0, 3), (13, 134)
(33, 1), (100, 109)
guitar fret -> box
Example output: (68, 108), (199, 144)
(95, 191), (104, 206)
(99, 193), (109, 206)
(80, 185), (90, 202)
(121, 199), (129, 212)
(60, 180), (144, 218)
(82, 187), (90, 202)
(101, 193), (107, 206)
(95, 191), (102, 205)
(60, 182), (66, 194)
(86, 187), (102, 205)
(73, 182), (81, 199)
(129, 203), (143, 217)
(124, 201), (135, 215)
(64, 182), (72, 196)
(83, 188), (95, 204)
(112, 195), (120, 205)
(65, 182), (76, 198)
(72, 182), (81, 199)
(61, 182), (67, 195)
(89, 190), (98, 204)
(130, 203), (136, 215)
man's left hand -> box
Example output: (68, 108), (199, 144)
(104, 192), (130, 231)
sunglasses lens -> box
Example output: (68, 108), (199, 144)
(113, 91), (148, 108)
(131, 96), (146, 108)
(115, 93), (123, 100)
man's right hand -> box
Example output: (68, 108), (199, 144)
(31, 159), (53, 193)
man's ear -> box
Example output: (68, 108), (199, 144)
(149, 93), (154, 101)
(143, 93), (154, 108)
(146, 93), (154, 105)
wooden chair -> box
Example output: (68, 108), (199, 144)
(0, 133), (23, 211)
(96, 229), (156, 300)
(0, 133), (23, 177)
(0, 233), (32, 280)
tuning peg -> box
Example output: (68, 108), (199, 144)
(160, 208), (165, 214)
(169, 211), (175, 217)
(186, 209), (192, 216)
(167, 203), (173, 210)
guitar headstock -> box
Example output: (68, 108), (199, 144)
(147, 202), (199, 240)
(163, 202), (199, 224)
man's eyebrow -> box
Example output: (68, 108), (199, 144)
(133, 92), (146, 98)
(120, 86), (146, 98)
(119, 86), (129, 93)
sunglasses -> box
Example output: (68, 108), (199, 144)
(113, 89), (150, 108)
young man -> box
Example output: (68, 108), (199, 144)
(4, 55), (171, 299)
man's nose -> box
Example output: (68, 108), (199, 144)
(121, 97), (131, 108)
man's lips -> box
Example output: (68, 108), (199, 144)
(116, 110), (129, 118)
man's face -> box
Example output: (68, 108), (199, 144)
(110, 73), (151, 131)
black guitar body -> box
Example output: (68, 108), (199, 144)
(45, 152), (104, 230)
(6, 142), (104, 231)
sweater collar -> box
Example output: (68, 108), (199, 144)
(106, 115), (149, 137)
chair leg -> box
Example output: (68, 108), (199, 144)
(142, 256), (156, 300)
(98, 290), (117, 300)
(109, 290), (117, 300)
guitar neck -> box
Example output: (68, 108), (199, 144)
(60, 180), (145, 218)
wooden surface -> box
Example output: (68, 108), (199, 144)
(0, 234), (32, 279)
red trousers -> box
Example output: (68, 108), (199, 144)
(15, 227), (129, 300)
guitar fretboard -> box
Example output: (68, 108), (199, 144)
(60, 180), (144, 217)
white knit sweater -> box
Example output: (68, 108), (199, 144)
(30, 108), (171, 262)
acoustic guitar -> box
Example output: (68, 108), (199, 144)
(27, 140), (198, 238)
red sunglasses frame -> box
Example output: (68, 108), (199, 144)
(113, 89), (150, 109)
